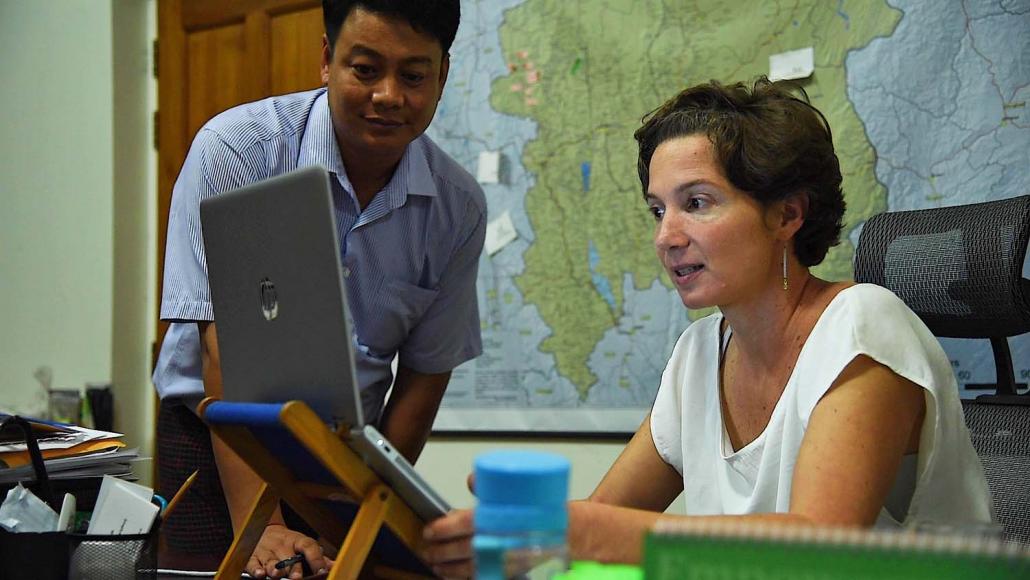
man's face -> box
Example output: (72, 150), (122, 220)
(321, 7), (449, 167)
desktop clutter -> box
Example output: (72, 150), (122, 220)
(4, 415), (1024, 580)
(464, 449), (1030, 580)
(0, 413), (183, 580)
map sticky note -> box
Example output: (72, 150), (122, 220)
(769, 47), (814, 81)
(477, 150), (501, 184)
(484, 210), (518, 256)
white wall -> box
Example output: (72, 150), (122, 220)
(0, 0), (155, 483)
(0, 1), (116, 412)
(420, 436), (634, 510)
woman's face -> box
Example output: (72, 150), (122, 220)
(645, 135), (782, 310)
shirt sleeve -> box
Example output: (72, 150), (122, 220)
(650, 326), (696, 475)
(160, 128), (265, 322)
(397, 195), (486, 374)
(793, 284), (951, 424)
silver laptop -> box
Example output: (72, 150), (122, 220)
(199, 165), (450, 521)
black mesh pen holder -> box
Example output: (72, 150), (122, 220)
(0, 526), (158, 580)
(0, 415), (157, 580)
(67, 527), (159, 580)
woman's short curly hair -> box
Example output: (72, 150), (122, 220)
(634, 77), (845, 267)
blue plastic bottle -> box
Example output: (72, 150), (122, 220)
(473, 450), (570, 580)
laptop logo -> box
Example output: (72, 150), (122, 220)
(259, 278), (279, 321)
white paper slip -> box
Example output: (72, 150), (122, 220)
(484, 210), (518, 256)
(477, 150), (501, 184)
(57, 493), (76, 532)
(87, 475), (158, 535)
(769, 47), (814, 81)
(88, 490), (157, 535)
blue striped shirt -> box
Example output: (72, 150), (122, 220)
(153, 88), (485, 424)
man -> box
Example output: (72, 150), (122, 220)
(153, 1), (483, 576)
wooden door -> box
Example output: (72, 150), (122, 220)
(155, 0), (324, 358)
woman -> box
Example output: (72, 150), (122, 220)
(422, 78), (991, 576)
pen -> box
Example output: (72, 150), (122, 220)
(162, 469), (198, 519)
(275, 554), (305, 570)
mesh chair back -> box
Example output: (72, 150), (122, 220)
(853, 196), (1030, 338)
(962, 399), (1030, 545)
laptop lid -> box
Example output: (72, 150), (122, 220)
(199, 166), (364, 428)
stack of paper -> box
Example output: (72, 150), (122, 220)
(0, 413), (133, 484)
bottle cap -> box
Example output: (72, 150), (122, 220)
(474, 450), (570, 533)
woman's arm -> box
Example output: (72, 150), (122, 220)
(587, 414), (684, 510)
(573, 354), (927, 562)
(425, 355), (926, 575)
(572, 465), (807, 564)
(566, 414), (684, 562)
(787, 353), (925, 526)
(422, 416), (683, 574)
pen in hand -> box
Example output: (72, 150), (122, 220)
(275, 554), (305, 570)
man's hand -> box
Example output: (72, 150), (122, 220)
(247, 523), (333, 579)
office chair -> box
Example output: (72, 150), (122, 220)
(853, 194), (1030, 545)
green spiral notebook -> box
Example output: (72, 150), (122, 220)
(644, 520), (1030, 580)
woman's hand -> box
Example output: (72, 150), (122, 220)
(247, 523), (333, 579)
(423, 509), (475, 579)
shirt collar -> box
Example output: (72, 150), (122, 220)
(298, 90), (439, 212)
(298, 89), (349, 189)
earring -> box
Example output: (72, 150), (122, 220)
(782, 246), (788, 291)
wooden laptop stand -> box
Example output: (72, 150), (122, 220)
(198, 398), (433, 580)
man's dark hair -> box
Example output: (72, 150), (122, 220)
(634, 77), (846, 267)
(322, 0), (461, 55)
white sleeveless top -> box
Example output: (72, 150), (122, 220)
(650, 284), (992, 527)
